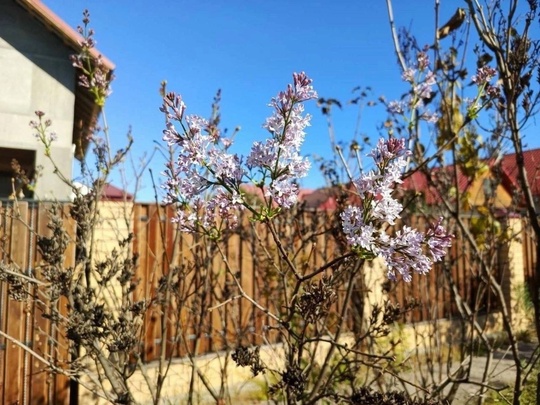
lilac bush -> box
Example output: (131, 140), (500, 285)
(159, 72), (454, 403)
(161, 73), (452, 283)
(161, 71), (317, 232)
(341, 138), (453, 281)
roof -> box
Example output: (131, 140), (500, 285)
(102, 184), (134, 202)
(299, 187), (339, 210)
(500, 147), (540, 198)
(15, 0), (115, 160)
(239, 184), (339, 210)
(402, 147), (540, 209)
(289, 148), (540, 212)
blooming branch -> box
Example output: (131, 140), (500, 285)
(341, 138), (453, 281)
(69, 10), (114, 107)
(161, 72), (317, 233)
(387, 51), (439, 126)
(30, 111), (58, 156)
(467, 66), (500, 119)
(161, 72), (452, 281)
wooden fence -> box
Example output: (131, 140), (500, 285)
(132, 205), (530, 361)
(388, 215), (507, 323)
(0, 201), (73, 405)
(132, 204), (346, 361)
(0, 201), (536, 403)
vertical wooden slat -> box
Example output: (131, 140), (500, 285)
(53, 205), (75, 405)
(29, 203), (50, 404)
(146, 205), (159, 362)
(0, 203), (8, 405)
(4, 202), (28, 405)
(239, 212), (254, 345)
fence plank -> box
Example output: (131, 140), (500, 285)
(4, 202), (28, 405)
(29, 203), (50, 404)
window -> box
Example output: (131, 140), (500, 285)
(0, 147), (36, 199)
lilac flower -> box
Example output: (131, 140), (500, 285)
(353, 171), (380, 199)
(266, 179), (299, 209)
(69, 10), (113, 107)
(341, 207), (377, 252)
(486, 84), (501, 98)
(30, 111), (58, 147)
(388, 52), (437, 126)
(171, 209), (197, 232)
(402, 68), (416, 83)
(162, 122), (182, 146)
(387, 100), (405, 115)
(468, 66), (500, 119)
(161, 72), (317, 231)
(247, 140), (278, 169)
(367, 137), (410, 165)
(425, 217), (454, 261)
(370, 191), (403, 225)
(247, 71), (317, 209)
(341, 139), (452, 282)
(472, 66), (497, 86)
(416, 51), (430, 71)
(413, 71), (436, 101)
(293, 71), (318, 101)
(421, 110), (439, 123)
(160, 92), (186, 123)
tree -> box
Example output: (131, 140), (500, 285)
(385, 0), (540, 404)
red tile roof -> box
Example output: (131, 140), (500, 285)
(293, 148), (540, 211)
(500, 147), (540, 198)
(102, 184), (134, 202)
(400, 165), (472, 205)
(401, 147), (540, 207)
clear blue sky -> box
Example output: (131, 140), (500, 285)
(44, 1), (540, 201)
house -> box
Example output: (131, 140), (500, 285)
(402, 148), (540, 214)
(500, 147), (540, 211)
(0, 0), (114, 200)
(294, 148), (540, 215)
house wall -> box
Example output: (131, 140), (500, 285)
(0, 0), (76, 200)
(466, 170), (513, 209)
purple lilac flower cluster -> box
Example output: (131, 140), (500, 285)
(341, 138), (453, 282)
(30, 111), (58, 150)
(468, 66), (500, 118)
(161, 72), (317, 231)
(387, 51), (439, 124)
(160, 94), (245, 231)
(69, 10), (113, 107)
(471, 66), (497, 86)
(247, 72), (317, 208)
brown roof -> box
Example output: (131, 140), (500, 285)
(15, 0), (115, 160)
(299, 187), (338, 210)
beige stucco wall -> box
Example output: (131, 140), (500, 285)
(465, 169), (513, 209)
(0, 0), (76, 200)
(504, 218), (531, 331)
(92, 200), (135, 311)
(93, 201), (134, 260)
